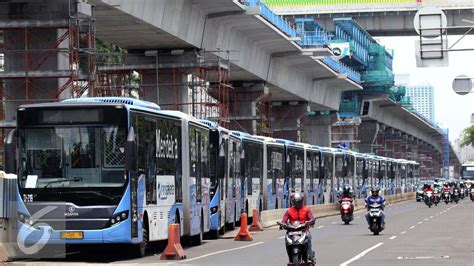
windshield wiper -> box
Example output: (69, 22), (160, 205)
(33, 177), (83, 199)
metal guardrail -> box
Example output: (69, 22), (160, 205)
(297, 30), (329, 47)
(243, 0), (298, 38)
(241, 1), (362, 84)
(322, 56), (362, 83)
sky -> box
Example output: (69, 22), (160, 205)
(378, 36), (474, 141)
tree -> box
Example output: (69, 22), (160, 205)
(461, 125), (474, 147)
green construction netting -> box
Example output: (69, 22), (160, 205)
(263, 0), (417, 6)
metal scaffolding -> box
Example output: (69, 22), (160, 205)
(0, 1), (96, 115)
(95, 49), (234, 127)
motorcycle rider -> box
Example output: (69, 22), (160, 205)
(441, 183), (450, 201)
(338, 185), (354, 219)
(365, 187), (385, 229)
(433, 182), (441, 193)
(441, 183), (450, 192)
(281, 192), (315, 263)
(338, 185), (354, 201)
(422, 183), (433, 193)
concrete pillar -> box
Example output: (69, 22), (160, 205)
(357, 121), (378, 153)
(272, 102), (308, 141)
(140, 69), (189, 114)
(228, 84), (267, 134)
(305, 113), (337, 147)
(2, 0), (70, 120)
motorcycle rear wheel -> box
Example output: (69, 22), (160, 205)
(292, 254), (300, 266)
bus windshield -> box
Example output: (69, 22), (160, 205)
(462, 166), (474, 180)
(18, 126), (127, 205)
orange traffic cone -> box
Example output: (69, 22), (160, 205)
(160, 223), (186, 260)
(234, 213), (253, 241)
(248, 209), (263, 231)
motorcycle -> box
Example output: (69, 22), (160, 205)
(452, 188), (460, 204)
(424, 191), (433, 208)
(340, 197), (354, 225)
(470, 188), (474, 202)
(442, 190), (450, 204)
(460, 188), (465, 200)
(433, 191), (440, 206)
(277, 219), (316, 266)
(367, 203), (384, 235)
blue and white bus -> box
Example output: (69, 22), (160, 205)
(253, 136), (285, 211)
(200, 120), (242, 237)
(8, 97), (210, 257)
(275, 139), (305, 208)
(461, 162), (474, 181)
(230, 131), (264, 218)
(304, 145), (320, 206)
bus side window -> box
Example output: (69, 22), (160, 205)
(199, 128), (209, 203)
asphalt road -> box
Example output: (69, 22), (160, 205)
(12, 199), (474, 265)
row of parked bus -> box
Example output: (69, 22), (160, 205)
(7, 97), (420, 257)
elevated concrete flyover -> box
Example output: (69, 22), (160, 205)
(266, 0), (474, 36)
(354, 96), (461, 176)
(360, 96), (442, 152)
(92, 0), (361, 111)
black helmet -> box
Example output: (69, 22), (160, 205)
(343, 185), (351, 194)
(371, 187), (380, 197)
(291, 192), (304, 209)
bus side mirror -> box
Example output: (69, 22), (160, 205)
(125, 127), (137, 172)
(4, 129), (16, 174)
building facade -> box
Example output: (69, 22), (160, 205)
(406, 84), (435, 122)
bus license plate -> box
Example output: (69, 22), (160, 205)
(60, 231), (83, 239)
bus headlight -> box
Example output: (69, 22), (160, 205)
(108, 211), (129, 227)
(18, 212), (34, 226)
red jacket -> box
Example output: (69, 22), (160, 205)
(281, 206), (314, 224)
(423, 187), (433, 193)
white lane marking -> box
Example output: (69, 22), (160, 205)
(278, 236), (285, 239)
(355, 216), (361, 219)
(417, 221), (423, 224)
(169, 241), (265, 264)
(317, 225), (325, 229)
(340, 242), (384, 266)
(424, 218), (429, 221)
(400, 231), (407, 235)
(439, 212), (443, 214)
(397, 255), (450, 260)
(410, 226), (415, 229)
(430, 216), (434, 218)
(389, 236), (397, 240)
(332, 221), (338, 224)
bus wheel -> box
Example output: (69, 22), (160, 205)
(133, 220), (148, 258)
(219, 213), (226, 235)
(208, 211), (220, 239)
(227, 207), (236, 231)
(191, 214), (204, 245)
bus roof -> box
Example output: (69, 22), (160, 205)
(199, 120), (229, 134)
(62, 97), (160, 110)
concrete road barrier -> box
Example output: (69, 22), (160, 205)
(261, 192), (416, 228)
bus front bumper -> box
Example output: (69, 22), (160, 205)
(17, 219), (134, 245)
